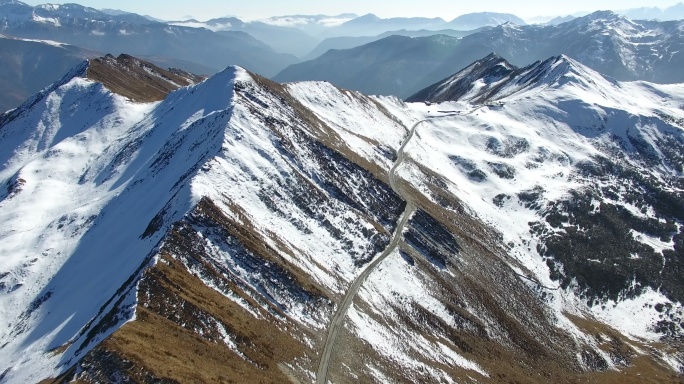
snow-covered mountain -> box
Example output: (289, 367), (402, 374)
(408, 52), (684, 340)
(619, 2), (684, 21)
(277, 10), (684, 98)
(1, 52), (683, 383)
(447, 12), (526, 30)
(0, 0), (151, 25)
(465, 10), (684, 83)
(406, 53), (516, 103)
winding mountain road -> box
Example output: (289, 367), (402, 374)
(316, 106), (486, 383)
(315, 118), (424, 384)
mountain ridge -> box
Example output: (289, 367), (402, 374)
(276, 10), (684, 98)
(1, 51), (683, 382)
(407, 52), (684, 322)
(407, 53), (599, 103)
(0, 1), (298, 77)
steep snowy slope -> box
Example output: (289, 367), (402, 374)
(407, 54), (684, 347)
(0, 55), (203, 382)
(0, 55), (411, 382)
(0, 53), (682, 383)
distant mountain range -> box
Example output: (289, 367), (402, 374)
(0, 1), (542, 113)
(276, 11), (684, 98)
(619, 2), (684, 21)
(0, 35), (98, 112)
(316, 12), (526, 38)
(0, 0), (298, 77)
(168, 11), (525, 57)
(274, 34), (462, 97)
(302, 28), (487, 61)
(257, 13), (358, 35)
(168, 17), (320, 57)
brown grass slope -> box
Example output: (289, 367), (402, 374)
(66, 198), (325, 383)
(44, 65), (682, 383)
(86, 54), (204, 102)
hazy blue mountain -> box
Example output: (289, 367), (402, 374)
(100, 8), (165, 22)
(0, 1), (298, 76)
(170, 17), (320, 57)
(274, 34), (461, 97)
(277, 11), (684, 98)
(319, 13), (448, 37)
(545, 15), (577, 25)
(0, 35), (98, 112)
(619, 2), (684, 21)
(447, 12), (526, 30)
(302, 28), (486, 61)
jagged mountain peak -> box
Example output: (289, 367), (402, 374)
(582, 9), (623, 21)
(405, 53), (515, 103)
(0, 53), (205, 131)
(570, 9), (639, 30)
(518, 54), (589, 84)
(345, 13), (380, 24)
(407, 53), (611, 104)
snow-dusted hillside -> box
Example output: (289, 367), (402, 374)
(461, 11), (684, 84)
(447, 12), (526, 30)
(0, 56), (411, 382)
(0, 52), (683, 383)
(407, 54), (684, 343)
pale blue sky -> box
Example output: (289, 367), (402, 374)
(21, 0), (683, 21)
